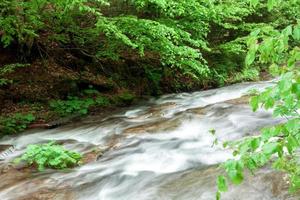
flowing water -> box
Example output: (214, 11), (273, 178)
(0, 80), (297, 200)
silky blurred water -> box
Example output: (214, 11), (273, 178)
(0, 80), (295, 200)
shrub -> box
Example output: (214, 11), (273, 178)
(49, 95), (110, 116)
(49, 97), (95, 116)
(232, 68), (260, 83)
(94, 96), (110, 106)
(18, 142), (82, 171)
(0, 113), (35, 135)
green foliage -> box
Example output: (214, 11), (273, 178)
(115, 91), (135, 105)
(217, 175), (228, 192)
(0, 0), (108, 47)
(18, 142), (82, 171)
(232, 68), (260, 83)
(94, 95), (111, 106)
(0, 113), (35, 135)
(0, 63), (29, 86)
(217, 1), (300, 198)
(49, 95), (110, 116)
(3, 0), (299, 84)
(144, 67), (163, 95)
(50, 97), (94, 116)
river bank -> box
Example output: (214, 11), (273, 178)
(0, 51), (272, 137)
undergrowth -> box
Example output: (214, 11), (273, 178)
(16, 142), (82, 171)
(0, 113), (35, 135)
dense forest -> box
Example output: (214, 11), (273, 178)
(0, 0), (299, 199)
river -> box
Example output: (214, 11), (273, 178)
(0, 80), (297, 200)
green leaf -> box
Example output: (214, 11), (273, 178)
(269, 63), (279, 76)
(293, 25), (300, 41)
(250, 29), (261, 37)
(262, 142), (279, 155)
(267, 0), (276, 11)
(216, 191), (221, 200)
(261, 126), (281, 141)
(224, 161), (244, 185)
(245, 43), (259, 66)
(228, 169), (244, 185)
(217, 175), (228, 192)
(244, 157), (258, 171)
(250, 0), (259, 7)
(286, 135), (299, 154)
(250, 96), (259, 111)
(209, 128), (216, 135)
(292, 83), (300, 97)
(282, 26), (293, 37)
(250, 138), (260, 151)
(264, 97), (274, 109)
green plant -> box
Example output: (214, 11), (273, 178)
(217, 68), (300, 199)
(144, 67), (163, 95)
(0, 63), (29, 86)
(17, 142), (82, 171)
(3, 0), (298, 83)
(49, 95), (110, 116)
(49, 96), (95, 116)
(216, 1), (300, 199)
(95, 95), (110, 106)
(0, 113), (35, 135)
(83, 88), (100, 96)
(116, 91), (135, 105)
(232, 68), (260, 83)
